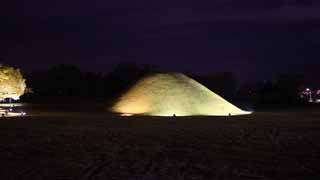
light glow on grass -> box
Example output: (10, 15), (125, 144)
(121, 113), (133, 116)
(0, 109), (26, 117)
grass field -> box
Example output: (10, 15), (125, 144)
(0, 105), (320, 179)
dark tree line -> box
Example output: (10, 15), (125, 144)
(22, 63), (156, 103)
(192, 72), (308, 109)
(21, 63), (309, 110)
(246, 74), (307, 109)
(21, 63), (241, 104)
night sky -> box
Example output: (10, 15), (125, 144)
(2, 0), (320, 81)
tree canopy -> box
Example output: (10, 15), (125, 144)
(0, 64), (26, 101)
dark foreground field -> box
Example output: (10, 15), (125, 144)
(1, 105), (320, 179)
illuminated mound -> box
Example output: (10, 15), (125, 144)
(111, 73), (251, 116)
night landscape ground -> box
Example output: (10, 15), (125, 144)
(0, 105), (320, 180)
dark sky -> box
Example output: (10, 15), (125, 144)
(2, 0), (320, 81)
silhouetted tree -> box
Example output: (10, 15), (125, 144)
(103, 62), (155, 98)
(253, 73), (305, 109)
(194, 72), (238, 100)
(47, 64), (84, 96)
(26, 64), (86, 102)
(83, 72), (104, 98)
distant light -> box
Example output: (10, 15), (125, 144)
(306, 88), (311, 91)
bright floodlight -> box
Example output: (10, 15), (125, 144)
(111, 73), (251, 116)
(0, 64), (26, 101)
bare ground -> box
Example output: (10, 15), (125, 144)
(0, 107), (320, 179)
